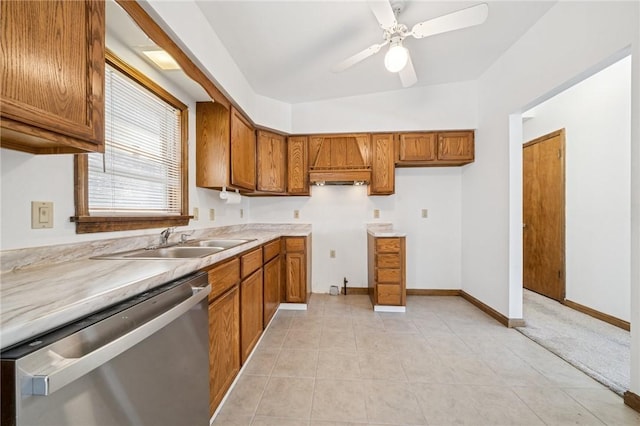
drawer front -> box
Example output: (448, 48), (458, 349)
(377, 284), (401, 305)
(208, 258), (240, 301)
(285, 237), (305, 252)
(263, 239), (281, 262)
(376, 268), (401, 283)
(375, 238), (400, 253)
(241, 248), (263, 278)
(376, 253), (400, 269)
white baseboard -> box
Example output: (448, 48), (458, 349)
(374, 305), (406, 313)
(278, 303), (307, 311)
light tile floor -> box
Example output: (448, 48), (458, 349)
(212, 294), (640, 425)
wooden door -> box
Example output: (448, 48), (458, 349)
(230, 107), (256, 191)
(287, 136), (309, 194)
(257, 130), (286, 193)
(240, 268), (263, 363)
(437, 131), (474, 163)
(396, 133), (436, 164)
(523, 129), (566, 301)
(208, 286), (240, 416)
(285, 252), (306, 303)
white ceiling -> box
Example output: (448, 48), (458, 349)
(108, 1), (557, 105)
(195, 1), (557, 103)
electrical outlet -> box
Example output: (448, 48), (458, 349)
(330, 249), (336, 258)
(240, 208), (244, 219)
(193, 207), (199, 221)
(294, 209), (300, 219)
(421, 209), (428, 218)
(373, 209), (380, 219)
(209, 208), (215, 221)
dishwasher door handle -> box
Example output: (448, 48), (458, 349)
(30, 284), (210, 396)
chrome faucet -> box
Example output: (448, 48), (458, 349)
(159, 227), (175, 246)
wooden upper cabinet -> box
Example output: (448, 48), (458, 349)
(396, 131), (474, 167)
(396, 133), (437, 164)
(287, 136), (309, 195)
(0, 0), (105, 154)
(256, 130), (286, 193)
(230, 107), (256, 191)
(437, 131), (474, 164)
(369, 133), (395, 195)
(196, 103), (256, 191)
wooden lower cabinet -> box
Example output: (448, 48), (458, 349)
(368, 234), (406, 306)
(283, 236), (310, 303)
(263, 255), (281, 327)
(208, 285), (240, 416)
(240, 268), (263, 364)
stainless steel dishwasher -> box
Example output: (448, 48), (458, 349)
(1, 272), (211, 426)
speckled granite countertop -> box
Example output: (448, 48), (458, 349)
(366, 223), (407, 237)
(0, 224), (311, 350)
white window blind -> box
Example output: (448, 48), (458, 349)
(88, 64), (182, 216)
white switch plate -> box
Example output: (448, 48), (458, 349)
(209, 208), (215, 221)
(330, 249), (336, 258)
(421, 209), (428, 218)
(31, 201), (53, 229)
(373, 209), (380, 219)
(240, 209), (244, 219)
(193, 207), (199, 221)
(294, 210), (300, 219)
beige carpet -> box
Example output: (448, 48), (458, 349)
(516, 289), (630, 396)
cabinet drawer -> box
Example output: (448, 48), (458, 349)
(208, 258), (240, 301)
(375, 238), (400, 253)
(241, 248), (263, 278)
(263, 239), (281, 262)
(285, 237), (305, 252)
(377, 284), (401, 305)
(376, 253), (400, 268)
(376, 268), (401, 283)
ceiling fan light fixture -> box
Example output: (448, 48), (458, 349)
(384, 40), (408, 73)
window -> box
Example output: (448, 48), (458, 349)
(73, 51), (189, 233)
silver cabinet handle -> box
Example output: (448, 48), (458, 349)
(30, 284), (210, 396)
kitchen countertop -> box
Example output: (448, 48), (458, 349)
(366, 223), (407, 237)
(0, 224), (311, 350)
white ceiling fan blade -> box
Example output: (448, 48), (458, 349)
(399, 53), (417, 88)
(331, 41), (389, 72)
(367, 0), (397, 29)
(410, 3), (489, 39)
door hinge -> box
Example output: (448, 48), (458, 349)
(558, 270), (563, 279)
(558, 149), (562, 159)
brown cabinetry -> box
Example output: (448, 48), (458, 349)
(396, 131), (474, 166)
(240, 248), (263, 364)
(0, 0), (105, 154)
(368, 234), (406, 306)
(369, 133), (395, 195)
(256, 130), (286, 193)
(207, 259), (241, 416)
(263, 239), (281, 327)
(284, 237), (310, 303)
(196, 102), (256, 191)
(287, 136), (309, 195)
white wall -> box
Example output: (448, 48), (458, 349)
(522, 56), (631, 322)
(249, 168), (462, 294)
(0, 34), (249, 251)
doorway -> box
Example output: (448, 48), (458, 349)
(522, 129), (565, 301)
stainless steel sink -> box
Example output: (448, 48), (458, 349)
(94, 246), (224, 260)
(195, 239), (254, 249)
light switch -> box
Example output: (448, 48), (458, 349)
(373, 209), (380, 219)
(240, 209), (244, 219)
(421, 209), (428, 218)
(31, 201), (53, 229)
(193, 207), (199, 221)
(330, 250), (336, 258)
(294, 210), (300, 219)
(209, 208), (215, 221)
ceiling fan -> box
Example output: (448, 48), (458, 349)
(332, 0), (489, 88)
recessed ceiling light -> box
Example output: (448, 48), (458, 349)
(141, 49), (181, 71)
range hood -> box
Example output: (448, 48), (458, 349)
(308, 134), (372, 185)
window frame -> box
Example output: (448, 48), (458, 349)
(72, 50), (190, 234)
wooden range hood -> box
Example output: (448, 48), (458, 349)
(308, 134), (372, 185)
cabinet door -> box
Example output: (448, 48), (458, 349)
(240, 269), (263, 364)
(263, 256), (281, 327)
(0, 0), (105, 154)
(257, 130), (286, 193)
(369, 134), (395, 195)
(287, 136), (309, 194)
(396, 133), (436, 164)
(437, 131), (474, 163)
(230, 107), (256, 191)
(285, 252), (306, 303)
(209, 286), (240, 416)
